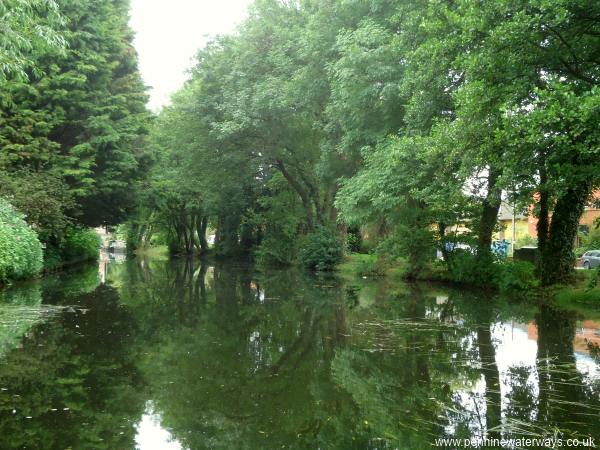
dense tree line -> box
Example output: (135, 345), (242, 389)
(137, 0), (600, 286)
(0, 0), (150, 279)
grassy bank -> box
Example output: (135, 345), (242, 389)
(338, 253), (600, 312)
(337, 253), (449, 282)
(553, 269), (600, 318)
(134, 245), (169, 259)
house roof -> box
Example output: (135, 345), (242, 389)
(498, 201), (527, 221)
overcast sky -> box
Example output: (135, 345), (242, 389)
(129, 0), (253, 111)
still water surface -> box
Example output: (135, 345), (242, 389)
(0, 257), (598, 449)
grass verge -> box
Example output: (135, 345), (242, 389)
(134, 245), (169, 259)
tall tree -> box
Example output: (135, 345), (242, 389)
(1, 0), (150, 231)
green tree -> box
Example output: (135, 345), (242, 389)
(0, 0), (65, 80)
(0, 0), (150, 230)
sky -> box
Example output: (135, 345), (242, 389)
(129, 0), (253, 111)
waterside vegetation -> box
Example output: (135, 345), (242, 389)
(0, 0), (599, 306)
(0, 0), (149, 283)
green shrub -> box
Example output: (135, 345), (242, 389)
(44, 227), (101, 270)
(346, 227), (362, 253)
(448, 251), (498, 287)
(577, 226), (600, 257)
(498, 260), (539, 291)
(298, 226), (344, 271)
(0, 198), (43, 284)
(376, 225), (436, 279)
(447, 250), (538, 291)
(252, 178), (305, 267)
(555, 287), (600, 309)
(61, 227), (102, 262)
(588, 267), (599, 290)
(516, 235), (537, 249)
(339, 253), (385, 277)
(256, 235), (297, 267)
(353, 255), (384, 277)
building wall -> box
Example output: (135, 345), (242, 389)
(527, 208), (599, 238)
(580, 209), (600, 228)
(496, 219), (531, 243)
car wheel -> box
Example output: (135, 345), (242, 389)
(584, 261), (590, 270)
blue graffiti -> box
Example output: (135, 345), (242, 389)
(492, 240), (510, 257)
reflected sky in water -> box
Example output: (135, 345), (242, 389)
(136, 402), (182, 450)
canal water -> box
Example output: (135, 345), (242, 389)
(0, 257), (598, 449)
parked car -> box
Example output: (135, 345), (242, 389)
(581, 250), (600, 269)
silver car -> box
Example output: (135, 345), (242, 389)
(581, 250), (600, 269)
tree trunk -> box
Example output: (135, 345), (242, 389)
(477, 168), (502, 256)
(275, 160), (314, 230)
(540, 183), (591, 286)
(536, 157), (549, 259)
(214, 215), (222, 246)
(536, 305), (583, 426)
(477, 323), (501, 439)
(438, 222), (453, 270)
(197, 215), (209, 253)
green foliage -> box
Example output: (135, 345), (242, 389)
(0, 0), (150, 231)
(497, 261), (539, 292)
(580, 226), (600, 255)
(3, 0), (597, 288)
(447, 251), (499, 288)
(253, 175), (305, 267)
(516, 235), (538, 249)
(44, 227), (101, 270)
(337, 134), (460, 278)
(588, 268), (599, 291)
(555, 287), (600, 311)
(0, 198), (43, 284)
(447, 251), (538, 291)
(346, 228), (362, 253)
(298, 226), (343, 271)
(61, 228), (101, 262)
(0, 170), (75, 241)
(0, 0), (66, 80)
(338, 253), (386, 278)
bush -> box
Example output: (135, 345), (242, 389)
(516, 235), (537, 249)
(44, 227), (101, 270)
(61, 227), (102, 262)
(0, 198), (43, 284)
(256, 235), (297, 267)
(346, 227), (363, 253)
(252, 178), (305, 267)
(588, 267), (599, 290)
(298, 226), (344, 271)
(339, 253), (386, 278)
(376, 225), (436, 279)
(448, 251), (498, 287)
(577, 226), (600, 256)
(353, 255), (384, 277)
(498, 260), (539, 291)
(447, 250), (538, 291)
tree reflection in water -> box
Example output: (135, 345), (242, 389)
(0, 258), (597, 449)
